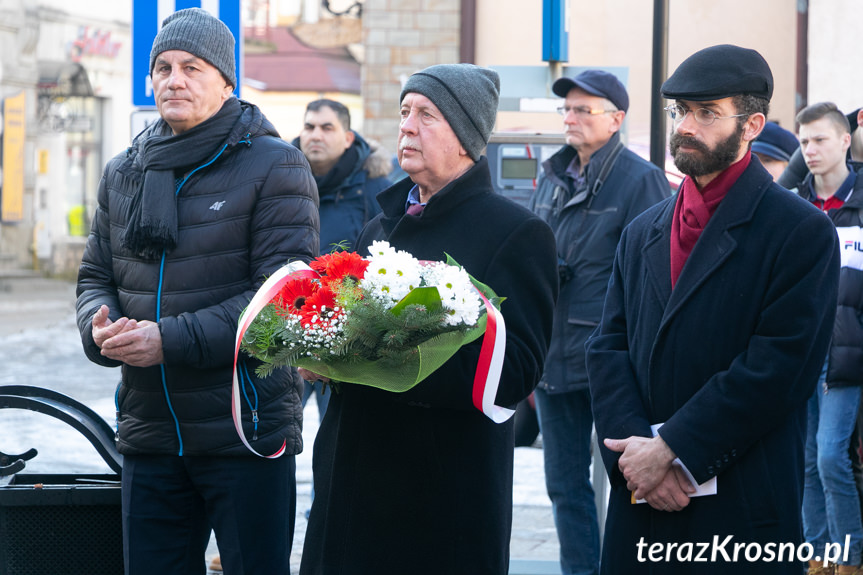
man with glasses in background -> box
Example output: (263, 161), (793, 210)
(587, 44), (840, 574)
(528, 69), (668, 575)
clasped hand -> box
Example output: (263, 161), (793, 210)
(604, 435), (696, 512)
(297, 368), (330, 383)
(92, 305), (164, 367)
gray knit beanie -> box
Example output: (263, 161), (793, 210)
(149, 8), (236, 88)
(400, 64), (500, 161)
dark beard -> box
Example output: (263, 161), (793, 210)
(670, 121), (745, 178)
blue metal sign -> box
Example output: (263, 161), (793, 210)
(542, 0), (569, 63)
(132, 0), (242, 107)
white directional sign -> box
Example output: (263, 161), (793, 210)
(132, 0), (242, 107)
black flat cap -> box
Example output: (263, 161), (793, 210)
(661, 44), (773, 102)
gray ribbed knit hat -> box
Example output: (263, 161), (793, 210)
(400, 64), (500, 161)
(149, 8), (236, 88)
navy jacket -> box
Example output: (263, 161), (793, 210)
(301, 157), (558, 575)
(587, 157), (839, 574)
(76, 101), (319, 457)
(797, 169), (863, 389)
(530, 133), (669, 392)
(292, 132), (391, 254)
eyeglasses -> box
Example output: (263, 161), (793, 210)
(556, 106), (618, 118)
(663, 104), (748, 126)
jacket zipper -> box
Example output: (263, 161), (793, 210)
(155, 142), (231, 456)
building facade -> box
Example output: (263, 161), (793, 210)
(361, 0), (804, 155)
(0, 0), (131, 275)
(0, 0), (859, 276)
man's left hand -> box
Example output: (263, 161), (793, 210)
(604, 435), (677, 500)
(643, 465), (696, 512)
(100, 320), (164, 367)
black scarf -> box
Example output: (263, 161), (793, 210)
(122, 97), (244, 260)
(314, 144), (360, 198)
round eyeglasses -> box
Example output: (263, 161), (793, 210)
(663, 104), (748, 126)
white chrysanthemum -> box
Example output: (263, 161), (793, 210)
(423, 263), (482, 326)
(361, 247), (422, 304)
(367, 240), (398, 258)
(444, 291), (482, 326)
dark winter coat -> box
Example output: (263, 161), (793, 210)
(530, 133), (669, 393)
(76, 100), (319, 457)
(291, 132), (391, 254)
(300, 157), (558, 575)
(797, 170), (863, 389)
(586, 158), (839, 574)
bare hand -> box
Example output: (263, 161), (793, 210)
(100, 319), (164, 367)
(643, 465), (696, 512)
(604, 435), (677, 500)
(297, 368), (329, 383)
(92, 305), (137, 348)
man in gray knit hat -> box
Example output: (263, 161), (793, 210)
(76, 7), (317, 575)
(299, 64), (559, 574)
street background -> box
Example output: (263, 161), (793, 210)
(0, 275), (560, 574)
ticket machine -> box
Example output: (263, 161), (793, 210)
(485, 132), (566, 208)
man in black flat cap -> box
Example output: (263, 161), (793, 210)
(587, 44), (840, 574)
(528, 69), (668, 575)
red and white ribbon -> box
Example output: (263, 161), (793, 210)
(232, 261), (317, 458)
(233, 262), (514, 458)
(472, 290), (515, 423)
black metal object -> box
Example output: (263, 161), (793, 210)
(0, 386), (124, 574)
(0, 450), (37, 479)
(649, 0), (669, 170)
(0, 473), (122, 575)
(0, 386), (122, 473)
(0, 461), (24, 480)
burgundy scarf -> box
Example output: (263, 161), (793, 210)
(670, 151), (751, 288)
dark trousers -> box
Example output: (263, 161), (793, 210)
(122, 453), (296, 575)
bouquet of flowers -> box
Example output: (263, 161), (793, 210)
(238, 241), (503, 393)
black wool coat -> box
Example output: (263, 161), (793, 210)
(300, 157), (558, 575)
(586, 158), (840, 574)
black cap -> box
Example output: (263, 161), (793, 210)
(752, 122), (798, 162)
(661, 44), (773, 102)
(552, 70), (629, 113)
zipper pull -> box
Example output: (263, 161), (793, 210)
(252, 410), (259, 440)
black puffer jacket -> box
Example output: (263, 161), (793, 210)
(797, 169), (863, 389)
(76, 100), (319, 457)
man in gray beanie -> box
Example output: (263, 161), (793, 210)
(76, 7), (318, 575)
(150, 7), (237, 89)
(299, 63), (559, 574)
